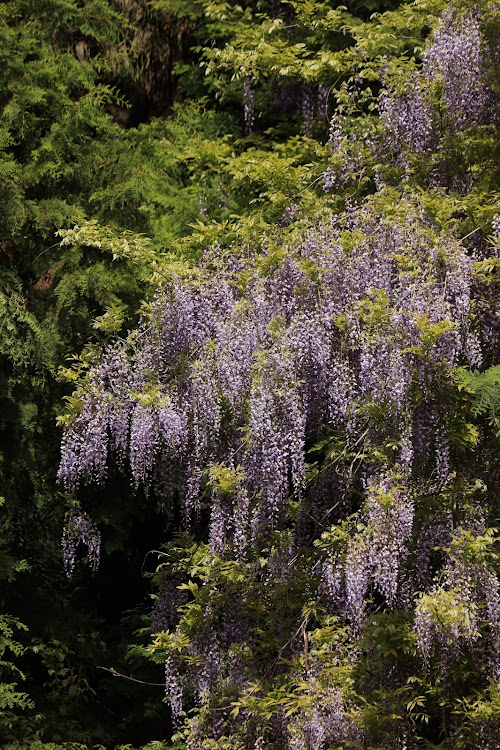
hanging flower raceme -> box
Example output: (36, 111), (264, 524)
(61, 510), (101, 577)
(415, 526), (500, 671)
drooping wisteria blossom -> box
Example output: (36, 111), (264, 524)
(287, 683), (362, 750)
(62, 511), (101, 577)
(243, 75), (256, 135)
(414, 523), (500, 674)
(423, 11), (489, 129)
(301, 84), (315, 137)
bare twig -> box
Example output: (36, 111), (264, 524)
(97, 665), (164, 687)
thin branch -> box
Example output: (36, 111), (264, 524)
(303, 623), (309, 673)
(460, 221), (490, 242)
(97, 665), (164, 687)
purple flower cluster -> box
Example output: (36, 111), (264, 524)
(278, 203), (297, 226)
(302, 84), (315, 137)
(316, 84), (330, 122)
(423, 12), (489, 129)
(379, 79), (434, 157)
(365, 477), (414, 606)
(322, 113), (367, 192)
(165, 655), (183, 728)
(62, 511), (101, 577)
(415, 527), (500, 670)
(344, 533), (371, 626)
(58, 393), (110, 492)
(342, 474), (414, 624)
(380, 10), (497, 175)
(287, 684), (362, 749)
(152, 574), (188, 633)
(243, 76), (255, 135)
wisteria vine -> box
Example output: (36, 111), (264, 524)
(58, 4), (500, 748)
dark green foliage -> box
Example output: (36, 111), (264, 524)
(457, 366), (500, 432)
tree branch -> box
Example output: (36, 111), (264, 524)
(97, 665), (164, 687)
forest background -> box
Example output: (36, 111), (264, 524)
(0, 0), (499, 749)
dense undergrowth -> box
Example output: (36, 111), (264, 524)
(1, 0), (499, 748)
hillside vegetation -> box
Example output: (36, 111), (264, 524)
(1, 1), (499, 748)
